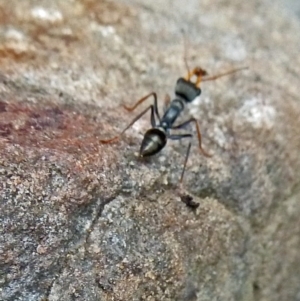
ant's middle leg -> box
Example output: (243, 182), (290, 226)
(172, 118), (212, 157)
(123, 92), (161, 121)
(100, 105), (158, 143)
(163, 94), (171, 112)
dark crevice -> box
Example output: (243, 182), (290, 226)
(43, 194), (117, 299)
(83, 194), (119, 256)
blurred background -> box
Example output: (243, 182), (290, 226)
(278, 0), (300, 18)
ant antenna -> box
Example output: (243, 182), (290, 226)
(181, 29), (190, 77)
(202, 66), (248, 82)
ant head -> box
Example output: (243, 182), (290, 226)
(140, 128), (167, 157)
(184, 66), (208, 88)
(193, 67), (208, 77)
(181, 31), (208, 88)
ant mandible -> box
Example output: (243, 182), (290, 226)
(100, 53), (247, 183)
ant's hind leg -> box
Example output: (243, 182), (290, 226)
(100, 105), (157, 144)
(123, 92), (161, 121)
(169, 133), (192, 183)
(181, 141), (192, 183)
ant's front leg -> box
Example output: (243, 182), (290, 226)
(168, 133), (192, 183)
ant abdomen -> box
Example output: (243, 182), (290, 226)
(140, 128), (167, 157)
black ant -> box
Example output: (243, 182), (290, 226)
(100, 57), (247, 183)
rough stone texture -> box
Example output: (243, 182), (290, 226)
(0, 0), (300, 301)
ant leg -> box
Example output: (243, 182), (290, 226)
(202, 66), (248, 82)
(123, 92), (161, 121)
(163, 94), (171, 112)
(172, 118), (212, 157)
(100, 105), (157, 143)
(169, 133), (192, 183)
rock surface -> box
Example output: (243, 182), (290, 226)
(0, 0), (300, 300)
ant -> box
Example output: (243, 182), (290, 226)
(100, 52), (247, 183)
